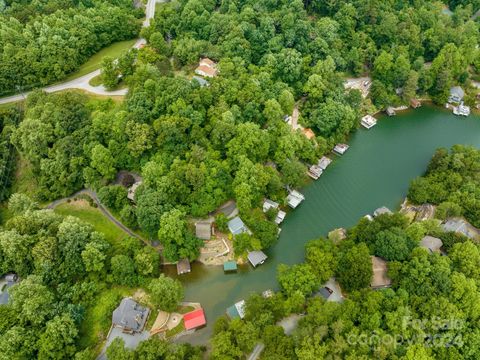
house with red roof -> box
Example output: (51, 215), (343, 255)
(183, 308), (206, 330)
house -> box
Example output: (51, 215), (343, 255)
(228, 216), (249, 236)
(177, 259), (191, 275)
(386, 107), (396, 116)
(195, 221), (212, 240)
(442, 218), (479, 240)
(410, 99), (421, 108)
(112, 298), (150, 333)
(227, 300), (246, 319)
(248, 251), (268, 267)
(374, 206), (393, 217)
(287, 190), (305, 209)
(183, 308), (206, 330)
(302, 128), (316, 140)
(223, 261), (238, 272)
(333, 143), (349, 155)
(318, 156), (332, 170)
(449, 86), (465, 103)
(127, 181), (142, 202)
(195, 58), (218, 78)
(371, 256), (392, 289)
(420, 235), (443, 253)
(192, 76), (209, 87)
(361, 115), (377, 129)
(314, 278), (344, 302)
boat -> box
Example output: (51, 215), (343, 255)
(333, 143), (349, 155)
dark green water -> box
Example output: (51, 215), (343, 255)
(172, 105), (480, 344)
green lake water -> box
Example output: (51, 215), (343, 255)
(171, 105), (480, 344)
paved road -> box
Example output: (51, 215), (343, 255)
(0, 0), (164, 105)
(46, 188), (147, 244)
(247, 343), (265, 360)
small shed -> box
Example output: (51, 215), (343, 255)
(228, 216), (248, 236)
(223, 261), (238, 272)
(248, 251), (268, 267)
(112, 298), (150, 333)
(371, 256), (392, 289)
(420, 235), (443, 253)
(195, 221), (212, 240)
(183, 308), (206, 330)
(177, 259), (191, 275)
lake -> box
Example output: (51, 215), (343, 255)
(171, 105), (480, 344)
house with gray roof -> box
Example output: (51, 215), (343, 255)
(228, 216), (249, 236)
(248, 251), (268, 267)
(112, 298), (150, 333)
(449, 86), (465, 103)
(195, 221), (212, 240)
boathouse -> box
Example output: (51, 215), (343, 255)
(248, 251), (268, 267)
(183, 308), (206, 330)
(287, 190), (305, 209)
(386, 107), (396, 116)
(318, 156), (332, 170)
(410, 99), (421, 108)
(333, 143), (349, 155)
(361, 115), (377, 129)
(177, 259), (191, 275)
(308, 164), (323, 180)
(373, 206), (393, 217)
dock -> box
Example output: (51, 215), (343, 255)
(318, 156), (332, 170)
(386, 107), (396, 116)
(361, 115), (377, 129)
(287, 190), (305, 209)
(307, 165), (323, 180)
(333, 143), (349, 155)
(453, 103), (470, 116)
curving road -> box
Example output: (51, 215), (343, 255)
(0, 0), (164, 105)
(46, 188), (148, 244)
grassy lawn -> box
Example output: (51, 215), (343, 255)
(78, 286), (135, 351)
(178, 305), (195, 314)
(166, 319), (185, 338)
(55, 200), (128, 249)
(11, 155), (38, 200)
(62, 39), (137, 82)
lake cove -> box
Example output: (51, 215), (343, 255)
(168, 105), (480, 345)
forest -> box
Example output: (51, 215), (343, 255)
(209, 197), (480, 359)
(0, 0), (141, 95)
(0, 0), (479, 358)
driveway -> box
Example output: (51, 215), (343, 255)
(98, 328), (150, 360)
(0, 0), (166, 105)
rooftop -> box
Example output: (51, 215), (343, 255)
(195, 221), (212, 240)
(183, 308), (206, 330)
(195, 65), (217, 78)
(263, 199), (279, 212)
(112, 298), (150, 333)
(248, 251), (268, 267)
(228, 216), (248, 236)
(177, 259), (191, 275)
(420, 235), (443, 253)
(223, 261), (238, 272)
(374, 206), (393, 217)
(318, 156), (332, 170)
